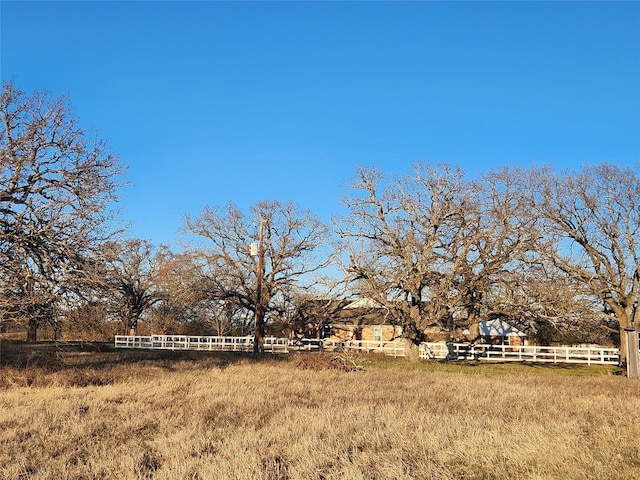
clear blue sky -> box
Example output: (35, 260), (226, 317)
(2, 1), (639, 246)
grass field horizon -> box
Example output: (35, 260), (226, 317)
(1, 342), (639, 479)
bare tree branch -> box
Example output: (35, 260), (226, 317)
(0, 81), (126, 341)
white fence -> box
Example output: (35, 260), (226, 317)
(114, 335), (623, 365)
(419, 342), (620, 366)
(114, 335), (406, 357)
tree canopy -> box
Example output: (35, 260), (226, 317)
(183, 199), (333, 352)
(0, 81), (125, 340)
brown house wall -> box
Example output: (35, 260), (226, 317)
(329, 325), (402, 342)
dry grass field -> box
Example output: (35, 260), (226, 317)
(1, 343), (639, 480)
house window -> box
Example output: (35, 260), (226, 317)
(373, 326), (382, 342)
(321, 324), (332, 339)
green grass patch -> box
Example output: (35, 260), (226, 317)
(362, 355), (621, 376)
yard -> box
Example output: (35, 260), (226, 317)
(1, 343), (639, 479)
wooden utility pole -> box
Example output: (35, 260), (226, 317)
(253, 219), (265, 355)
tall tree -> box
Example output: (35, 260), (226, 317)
(102, 239), (163, 335)
(184, 200), (332, 353)
(0, 81), (125, 341)
(337, 163), (538, 352)
(146, 249), (250, 336)
(521, 163), (640, 364)
(443, 168), (541, 340)
(336, 163), (470, 348)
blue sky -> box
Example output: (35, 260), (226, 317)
(2, 1), (639, 246)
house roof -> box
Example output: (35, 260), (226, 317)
(479, 319), (527, 337)
(343, 298), (384, 309)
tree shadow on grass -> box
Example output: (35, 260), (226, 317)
(0, 340), (292, 388)
(437, 358), (620, 376)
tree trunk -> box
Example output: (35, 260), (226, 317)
(468, 321), (481, 343)
(404, 339), (422, 361)
(127, 317), (138, 336)
(609, 303), (634, 367)
(27, 319), (38, 343)
(253, 314), (265, 355)
(53, 321), (62, 341)
(619, 325), (630, 368)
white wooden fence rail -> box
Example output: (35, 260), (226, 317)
(114, 335), (406, 357)
(114, 335), (623, 365)
(419, 342), (620, 365)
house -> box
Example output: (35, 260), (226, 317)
(329, 315), (529, 346)
(292, 297), (403, 343)
(321, 298), (405, 343)
(292, 297), (528, 346)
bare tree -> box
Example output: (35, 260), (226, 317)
(487, 258), (613, 345)
(143, 249), (202, 334)
(336, 163), (540, 353)
(444, 168), (541, 340)
(147, 249), (250, 336)
(336, 163), (470, 349)
(184, 199), (333, 353)
(101, 239), (164, 335)
(521, 163), (640, 364)
(0, 81), (125, 341)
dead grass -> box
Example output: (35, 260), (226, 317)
(0, 343), (639, 479)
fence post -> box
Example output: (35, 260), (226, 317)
(625, 329), (639, 379)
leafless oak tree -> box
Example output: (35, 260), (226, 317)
(143, 249), (250, 336)
(445, 168), (542, 340)
(336, 163), (541, 352)
(337, 163), (468, 348)
(183, 200), (333, 353)
(101, 239), (164, 335)
(521, 163), (640, 363)
(0, 81), (125, 341)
